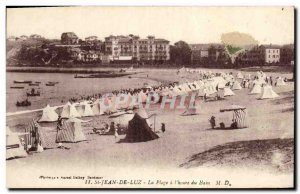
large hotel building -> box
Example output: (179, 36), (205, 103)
(104, 35), (170, 62)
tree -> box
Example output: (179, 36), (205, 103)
(170, 41), (192, 66)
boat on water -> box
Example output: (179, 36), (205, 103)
(10, 86), (25, 89)
(14, 80), (32, 84)
(16, 99), (31, 107)
(27, 92), (40, 96)
(29, 83), (40, 86)
(74, 74), (93, 78)
(48, 81), (59, 84)
(45, 83), (55, 86)
(74, 72), (133, 78)
(27, 88), (40, 96)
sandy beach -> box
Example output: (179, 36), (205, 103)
(6, 67), (294, 188)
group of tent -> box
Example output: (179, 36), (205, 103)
(249, 78), (282, 99)
(38, 91), (148, 122)
(7, 107), (159, 160)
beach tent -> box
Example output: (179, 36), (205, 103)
(61, 102), (81, 118)
(259, 85), (279, 99)
(223, 87), (235, 96)
(6, 127), (27, 159)
(99, 96), (117, 114)
(249, 83), (262, 94)
(112, 113), (135, 130)
(181, 100), (199, 116)
(75, 102), (85, 116)
(25, 121), (57, 150)
(39, 104), (59, 122)
(236, 72), (244, 79)
(138, 91), (148, 103)
(91, 100), (104, 115)
(123, 113), (159, 143)
(245, 74), (251, 80)
(276, 77), (287, 86)
(232, 81), (242, 90)
(56, 118), (87, 143)
(220, 105), (249, 129)
(134, 107), (153, 126)
(82, 101), (94, 117)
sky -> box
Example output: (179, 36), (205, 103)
(6, 6), (294, 45)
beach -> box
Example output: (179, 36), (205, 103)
(6, 67), (294, 188)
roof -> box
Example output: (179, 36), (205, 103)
(189, 44), (211, 50)
(154, 39), (169, 43)
(262, 44), (281, 49)
(85, 36), (98, 39)
(220, 105), (246, 112)
(61, 32), (78, 39)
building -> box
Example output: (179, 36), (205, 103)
(189, 44), (225, 66)
(61, 32), (79, 45)
(189, 44), (210, 64)
(104, 34), (170, 62)
(30, 34), (43, 39)
(19, 35), (28, 41)
(85, 36), (98, 43)
(265, 45), (280, 64)
(235, 45), (281, 66)
(7, 36), (17, 41)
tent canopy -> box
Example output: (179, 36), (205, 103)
(220, 105), (246, 112)
(123, 113), (159, 143)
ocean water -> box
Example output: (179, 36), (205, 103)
(6, 72), (158, 113)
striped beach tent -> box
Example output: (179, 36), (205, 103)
(25, 120), (57, 150)
(220, 105), (249, 129)
(56, 119), (87, 143)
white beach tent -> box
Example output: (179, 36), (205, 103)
(259, 85), (279, 99)
(249, 83), (262, 94)
(223, 87), (235, 97)
(82, 101), (94, 117)
(181, 100), (200, 116)
(39, 104), (59, 122)
(232, 81), (242, 90)
(276, 77), (287, 86)
(91, 100), (104, 115)
(61, 102), (81, 118)
(75, 102), (84, 116)
(236, 72), (244, 79)
(6, 126), (27, 159)
(245, 74), (251, 80)
(112, 112), (135, 130)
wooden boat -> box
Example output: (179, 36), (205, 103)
(16, 100), (31, 107)
(45, 83), (55, 86)
(74, 72), (133, 78)
(14, 80), (32, 84)
(74, 74), (93, 78)
(27, 91), (40, 97)
(29, 83), (40, 86)
(10, 86), (24, 89)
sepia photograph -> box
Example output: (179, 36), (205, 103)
(5, 6), (295, 189)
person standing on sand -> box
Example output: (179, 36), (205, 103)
(209, 116), (216, 129)
(109, 122), (115, 135)
(114, 124), (119, 139)
(161, 123), (166, 133)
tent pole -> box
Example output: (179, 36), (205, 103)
(154, 115), (156, 132)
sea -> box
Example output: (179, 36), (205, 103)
(6, 72), (159, 113)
